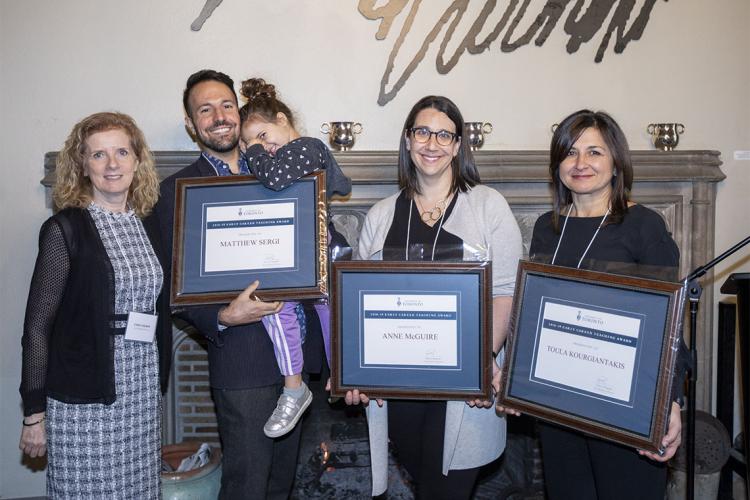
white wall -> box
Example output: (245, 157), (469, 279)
(1, 0), (748, 496)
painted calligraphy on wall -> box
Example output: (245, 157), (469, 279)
(359, 0), (669, 105)
(192, 0), (223, 31)
(192, 0), (669, 105)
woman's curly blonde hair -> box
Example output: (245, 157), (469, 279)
(53, 112), (159, 217)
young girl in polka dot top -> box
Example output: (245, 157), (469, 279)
(239, 77), (352, 438)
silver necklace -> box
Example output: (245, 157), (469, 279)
(551, 204), (610, 269)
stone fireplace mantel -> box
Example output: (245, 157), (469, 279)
(43, 149), (724, 443)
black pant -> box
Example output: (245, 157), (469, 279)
(539, 422), (667, 500)
(388, 400), (481, 500)
(213, 384), (302, 500)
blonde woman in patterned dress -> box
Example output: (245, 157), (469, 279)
(19, 112), (172, 498)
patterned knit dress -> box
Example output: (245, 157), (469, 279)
(46, 204), (163, 499)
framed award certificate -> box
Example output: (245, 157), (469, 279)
(171, 173), (327, 305)
(330, 261), (493, 400)
(498, 261), (686, 454)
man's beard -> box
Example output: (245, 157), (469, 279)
(196, 121), (239, 153)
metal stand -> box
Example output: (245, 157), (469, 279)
(682, 235), (750, 500)
(684, 278), (701, 500)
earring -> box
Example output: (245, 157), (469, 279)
(612, 170), (618, 177)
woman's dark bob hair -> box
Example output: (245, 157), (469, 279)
(398, 95), (480, 197)
(549, 109), (633, 231)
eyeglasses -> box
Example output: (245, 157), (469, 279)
(408, 127), (457, 146)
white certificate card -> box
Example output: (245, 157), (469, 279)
(532, 300), (642, 403)
(361, 293), (459, 367)
(202, 201), (296, 274)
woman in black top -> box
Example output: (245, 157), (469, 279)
(529, 109), (683, 500)
(19, 112), (171, 498)
(348, 96), (522, 499)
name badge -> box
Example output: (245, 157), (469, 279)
(124, 311), (157, 343)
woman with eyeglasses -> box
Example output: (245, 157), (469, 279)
(347, 95), (523, 499)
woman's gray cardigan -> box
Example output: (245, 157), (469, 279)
(356, 185), (523, 496)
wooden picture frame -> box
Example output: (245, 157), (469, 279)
(330, 260), (493, 400)
(171, 173), (327, 305)
(498, 261), (685, 453)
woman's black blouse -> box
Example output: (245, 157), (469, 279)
(20, 208), (172, 415)
(529, 204), (679, 281)
(383, 191), (463, 261)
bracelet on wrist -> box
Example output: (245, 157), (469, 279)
(22, 416), (45, 427)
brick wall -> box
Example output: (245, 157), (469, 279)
(166, 327), (220, 446)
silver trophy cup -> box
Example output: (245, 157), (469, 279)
(465, 122), (493, 150)
(647, 123), (685, 151)
(320, 122), (363, 151)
